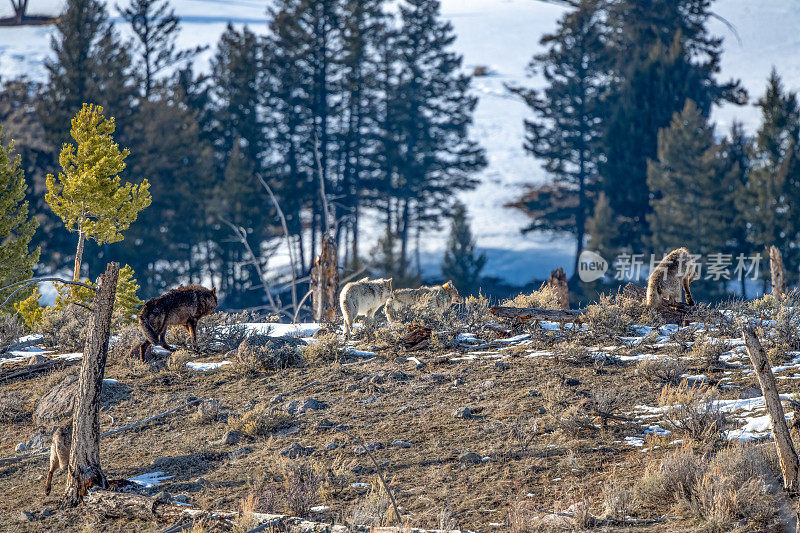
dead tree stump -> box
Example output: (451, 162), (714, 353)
(545, 267), (569, 309)
(770, 246), (786, 302)
(310, 233), (339, 324)
(742, 326), (799, 491)
(62, 262), (119, 507)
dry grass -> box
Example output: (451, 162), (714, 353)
(658, 381), (728, 446)
(637, 357), (688, 385)
(225, 406), (294, 438)
(502, 284), (562, 310)
(301, 333), (344, 365)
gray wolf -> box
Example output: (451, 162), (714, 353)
(384, 280), (464, 324)
(339, 277), (393, 338)
(45, 419), (72, 495)
(134, 285), (218, 360)
(646, 248), (698, 307)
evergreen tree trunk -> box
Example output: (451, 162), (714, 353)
(73, 228), (86, 281)
(62, 262), (119, 507)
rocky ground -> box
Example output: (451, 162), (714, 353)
(1, 293), (799, 532)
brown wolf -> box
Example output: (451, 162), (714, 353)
(339, 277), (393, 338)
(646, 248), (698, 307)
(133, 285), (218, 359)
(45, 419), (72, 495)
(384, 280), (464, 324)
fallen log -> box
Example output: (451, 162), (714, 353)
(0, 337), (42, 354)
(0, 399), (204, 467)
(85, 490), (184, 521)
(489, 306), (585, 322)
(0, 357), (80, 383)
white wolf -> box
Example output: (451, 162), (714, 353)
(384, 280), (464, 324)
(339, 277), (393, 338)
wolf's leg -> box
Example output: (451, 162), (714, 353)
(138, 340), (152, 361)
(186, 319), (198, 348)
(683, 278), (695, 306)
(158, 331), (175, 352)
(45, 452), (56, 495)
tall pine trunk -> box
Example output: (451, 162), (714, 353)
(73, 228), (86, 281)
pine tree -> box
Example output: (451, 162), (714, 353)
(386, 0), (486, 267)
(599, 0), (746, 250)
(442, 203), (486, 295)
(508, 0), (605, 277)
(118, 0), (205, 98)
(39, 0), (135, 145)
(210, 24), (264, 172)
(647, 99), (736, 255)
(120, 96), (213, 294)
(337, 0), (388, 265)
(742, 70), (800, 273)
(586, 191), (617, 261)
(45, 104), (152, 281)
(0, 127), (40, 313)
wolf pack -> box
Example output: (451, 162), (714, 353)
(44, 247), (698, 494)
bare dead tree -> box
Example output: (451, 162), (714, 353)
(310, 233), (339, 323)
(220, 218), (281, 316)
(10, 0), (28, 23)
(62, 262), (119, 507)
(770, 246), (786, 302)
(254, 175), (299, 318)
(742, 326), (800, 492)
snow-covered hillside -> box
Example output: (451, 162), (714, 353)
(1, 0), (798, 284)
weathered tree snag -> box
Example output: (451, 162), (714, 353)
(489, 306), (585, 322)
(742, 326), (799, 491)
(545, 267), (569, 309)
(771, 246), (786, 302)
(62, 262), (119, 507)
(310, 233), (339, 324)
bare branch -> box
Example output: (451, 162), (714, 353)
(0, 277), (96, 309)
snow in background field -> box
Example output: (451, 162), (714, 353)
(2, 0), (799, 283)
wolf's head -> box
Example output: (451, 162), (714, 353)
(383, 277), (393, 293)
(200, 286), (218, 315)
(442, 280), (464, 304)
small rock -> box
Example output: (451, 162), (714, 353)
(394, 357), (407, 364)
(39, 508), (53, 518)
(421, 373), (447, 383)
(281, 442), (314, 459)
(173, 494), (190, 503)
(153, 491), (172, 503)
(354, 442), (384, 455)
(285, 398), (326, 415)
(538, 407), (547, 415)
(458, 452), (481, 464)
(563, 377), (580, 387)
(453, 406), (473, 419)
(391, 440), (412, 448)
(195, 477), (208, 486)
(19, 510), (34, 522)
(227, 447), (252, 459)
(355, 395), (379, 405)
(739, 386), (762, 400)
(494, 361), (509, 371)
(347, 384), (359, 392)
(271, 393), (285, 404)
(316, 418), (334, 429)
(214, 430), (240, 445)
(529, 390), (541, 397)
(28, 354), (47, 366)
(452, 377), (464, 386)
(15, 442), (27, 453)
(326, 442), (338, 450)
(197, 399), (221, 421)
(390, 371), (410, 381)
